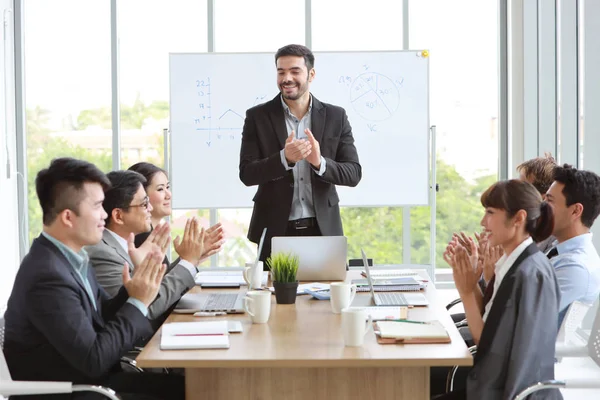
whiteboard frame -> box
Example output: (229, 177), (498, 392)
(168, 49), (431, 209)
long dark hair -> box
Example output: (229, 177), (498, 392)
(480, 179), (554, 242)
(128, 162), (167, 191)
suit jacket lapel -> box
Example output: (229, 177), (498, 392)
(102, 230), (133, 267)
(37, 235), (105, 327)
(310, 96), (326, 143)
(267, 95), (289, 148)
(475, 243), (539, 362)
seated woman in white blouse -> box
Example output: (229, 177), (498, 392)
(439, 179), (562, 400)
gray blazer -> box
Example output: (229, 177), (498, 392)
(466, 243), (563, 400)
(86, 230), (196, 320)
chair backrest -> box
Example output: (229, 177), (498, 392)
(0, 315), (12, 382)
(557, 301), (593, 345)
(587, 295), (600, 367)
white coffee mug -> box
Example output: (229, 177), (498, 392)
(330, 282), (357, 314)
(243, 261), (264, 290)
(341, 308), (373, 347)
(243, 290), (271, 324)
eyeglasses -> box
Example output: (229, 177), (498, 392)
(129, 196), (150, 210)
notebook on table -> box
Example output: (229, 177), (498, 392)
(160, 321), (231, 350)
(374, 320), (450, 344)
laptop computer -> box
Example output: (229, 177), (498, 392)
(352, 249), (429, 307)
(271, 236), (348, 281)
(195, 228), (267, 288)
(175, 228), (267, 314)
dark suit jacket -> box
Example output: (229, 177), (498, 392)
(3, 235), (153, 395)
(467, 243), (563, 400)
(239, 94), (362, 246)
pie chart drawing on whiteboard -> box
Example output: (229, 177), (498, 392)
(350, 72), (401, 122)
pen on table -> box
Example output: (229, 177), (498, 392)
(174, 333), (226, 337)
(387, 319), (429, 324)
(193, 312), (227, 317)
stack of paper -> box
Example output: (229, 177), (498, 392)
(361, 269), (419, 278)
(195, 270), (269, 286)
(160, 321), (230, 350)
(352, 276), (426, 292)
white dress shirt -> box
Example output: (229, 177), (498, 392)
(483, 236), (534, 321)
(106, 229), (197, 278)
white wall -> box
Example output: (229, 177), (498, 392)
(1, 0), (20, 311)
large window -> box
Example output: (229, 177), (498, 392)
(118, 0), (208, 169)
(20, 0), (499, 271)
(312, 0), (403, 51)
(117, 0), (209, 263)
(213, 0), (305, 266)
(410, 0), (499, 267)
(312, 0), (406, 263)
(215, 0), (304, 52)
(24, 0), (112, 243)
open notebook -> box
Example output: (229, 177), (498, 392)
(160, 321), (231, 350)
(374, 320), (450, 344)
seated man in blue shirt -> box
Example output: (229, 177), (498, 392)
(3, 158), (184, 400)
(546, 164), (600, 326)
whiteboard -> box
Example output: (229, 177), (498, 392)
(169, 51), (429, 209)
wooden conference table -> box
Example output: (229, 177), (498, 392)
(136, 270), (472, 400)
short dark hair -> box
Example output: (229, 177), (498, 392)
(275, 44), (315, 71)
(128, 162), (167, 190)
(481, 179), (554, 242)
(103, 170), (147, 226)
(553, 164), (600, 228)
(516, 153), (557, 195)
(35, 157), (111, 226)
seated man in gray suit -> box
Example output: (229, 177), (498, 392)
(87, 170), (205, 326)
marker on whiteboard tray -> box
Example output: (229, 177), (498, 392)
(421, 50), (429, 58)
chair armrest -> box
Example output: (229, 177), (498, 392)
(455, 319), (468, 328)
(555, 343), (587, 358)
(513, 380), (566, 400)
(0, 381), (72, 396)
(72, 384), (121, 399)
(446, 298), (463, 311)
(446, 346), (478, 393)
(120, 356), (144, 373)
(468, 345), (477, 355)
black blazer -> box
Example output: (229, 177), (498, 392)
(239, 95), (362, 246)
(3, 235), (153, 393)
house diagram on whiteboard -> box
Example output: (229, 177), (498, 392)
(193, 77), (266, 146)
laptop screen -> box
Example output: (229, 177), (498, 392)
(361, 248), (377, 302)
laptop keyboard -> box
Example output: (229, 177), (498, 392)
(204, 293), (238, 310)
(376, 292), (407, 305)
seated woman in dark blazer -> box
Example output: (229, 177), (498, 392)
(128, 162), (225, 267)
(439, 179), (562, 400)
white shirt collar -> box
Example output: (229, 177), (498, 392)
(106, 228), (129, 254)
(483, 236), (534, 321)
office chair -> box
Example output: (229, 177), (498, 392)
(445, 301), (595, 394)
(513, 297), (600, 399)
(1, 315), (121, 399)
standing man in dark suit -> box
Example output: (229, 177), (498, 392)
(3, 158), (184, 400)
(239, 44), (362, 262)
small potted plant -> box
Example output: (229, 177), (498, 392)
(267, 251), (299, 304)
